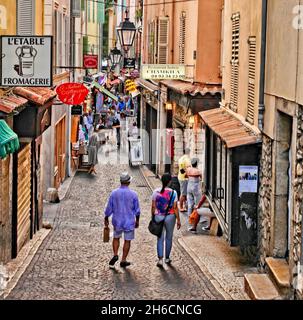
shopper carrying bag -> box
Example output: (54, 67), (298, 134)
(151, 173), (181, 268)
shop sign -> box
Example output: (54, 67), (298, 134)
(83, 54), (98, 69)
(124, 58), (136, 69)
(56, 83), (89, 105)
(71, 105), (83, 115)
(125, 79), (137, 92)
(0, 36), (53, 87)
(141, 64), (186, 80)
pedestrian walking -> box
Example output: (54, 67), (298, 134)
(104, 172), (140, 269)
(186, 158), (202, 233)
(178, 148), (191, 212)
(87, 128), (100, 175)
(151, 173), (181, 268)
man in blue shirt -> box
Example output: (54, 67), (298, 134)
(104, 172), (140, 268)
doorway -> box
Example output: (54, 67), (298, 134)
(273, 111), (293, 259)
(54, 116), (66, 189)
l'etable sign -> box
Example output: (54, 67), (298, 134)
(0, 36), (53, 87)
(141, 64), (186, 80)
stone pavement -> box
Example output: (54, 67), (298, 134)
(140, 166), (251, 300)
(4, 144), (224, 300)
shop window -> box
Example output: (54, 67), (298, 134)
(206, 131), (229, 223)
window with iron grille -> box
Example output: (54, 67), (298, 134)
(247, 37), (256, 124)
(179, 12), (186, 64)
(17, 0), (35, 35)
(230, 12), (240, 112)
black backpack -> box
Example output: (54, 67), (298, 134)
(168, 176), (180, 200)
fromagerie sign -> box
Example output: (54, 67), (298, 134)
(0, 36), (53, 87)
(141, 64), (186, 80)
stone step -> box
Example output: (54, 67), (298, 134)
(209, 218), (219, 236)
(244, 273), (281, 300)
(265, 257), (291, 288)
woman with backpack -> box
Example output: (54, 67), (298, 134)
(151, 173), (181, 268)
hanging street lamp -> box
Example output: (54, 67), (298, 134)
(116, 9), (137, 51)
(109, 47), (123, 66)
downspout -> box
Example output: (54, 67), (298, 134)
(258, 0), (268, 131)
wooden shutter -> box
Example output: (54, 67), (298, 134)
(158, 17), (169, 64)
(17, 144), (31, 254)
(247, 37), (256, 124)
(179, 12), (186, 64)
(17, 0), (35, 35)
(230, 12), (240, 112)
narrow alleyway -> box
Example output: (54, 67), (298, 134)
(5, 140), (223, 300)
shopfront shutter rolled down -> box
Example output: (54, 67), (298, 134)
(17, 0), (35, 35)
(158, 17), (169, 64)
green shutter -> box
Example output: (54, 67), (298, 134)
(83, 35), (89, 54)
(88, 1), (91, 22)
(97, 2), (105, 24)
(81, 0), (85, 11)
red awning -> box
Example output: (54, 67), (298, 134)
(0, 95), (28, 114)
(199, 108), (261, 148)
(161, 80), (222, 97)
(13, 87), (57, 106)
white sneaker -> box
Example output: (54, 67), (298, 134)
(165, 258), (172, 264)
(157, 259), (163, 268)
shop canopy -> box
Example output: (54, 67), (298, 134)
(92, 81), (118, 102)
(199, 108), (261, 148)
(0, 119), (20, 159)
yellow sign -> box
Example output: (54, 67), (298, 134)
(125, 79), (137, 92)
(141, 64), (186, 80)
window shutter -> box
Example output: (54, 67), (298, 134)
(230, 12), (240, 113)
(158, 17), (169, 64)
(72, 0), (81, 17)
(247, 37), (256, 124)
(179, 12), (186, 64)
(83, 35), (89, 54)
(17, 0), (35, 35)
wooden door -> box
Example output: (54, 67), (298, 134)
(54, 116), (66, 189)
(16, 144), (31, 255)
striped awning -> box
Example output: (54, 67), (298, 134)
(0, 119), (19, 159)
(199, 108), (261, 148)
(92, 81), (118, 102)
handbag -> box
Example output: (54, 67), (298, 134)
(148, 191), (174, 237)
(103, 226), (110, 243)
(189, 209), (200, 225)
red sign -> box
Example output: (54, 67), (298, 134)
(83, 54), (98, 69)
(56, 83), (89, 105)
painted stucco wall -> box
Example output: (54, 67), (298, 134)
(222, 0), (262, 127)
(263, 0), (303, 138)
(0, 0), (16, 35)
(195, 0), (223, 84)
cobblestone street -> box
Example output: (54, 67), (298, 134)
(5, 146), (223, 300)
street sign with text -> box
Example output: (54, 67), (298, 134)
(83, 54), (98, 69)
(124, 58), (136, 69)
(141, 64), (186, 80)
(56, 83), (89, 105)
(0, 36), (53, 87)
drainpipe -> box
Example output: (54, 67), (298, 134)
(258, 0), (268, 132)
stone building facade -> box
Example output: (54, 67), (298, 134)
(257, 0), (303, 299)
